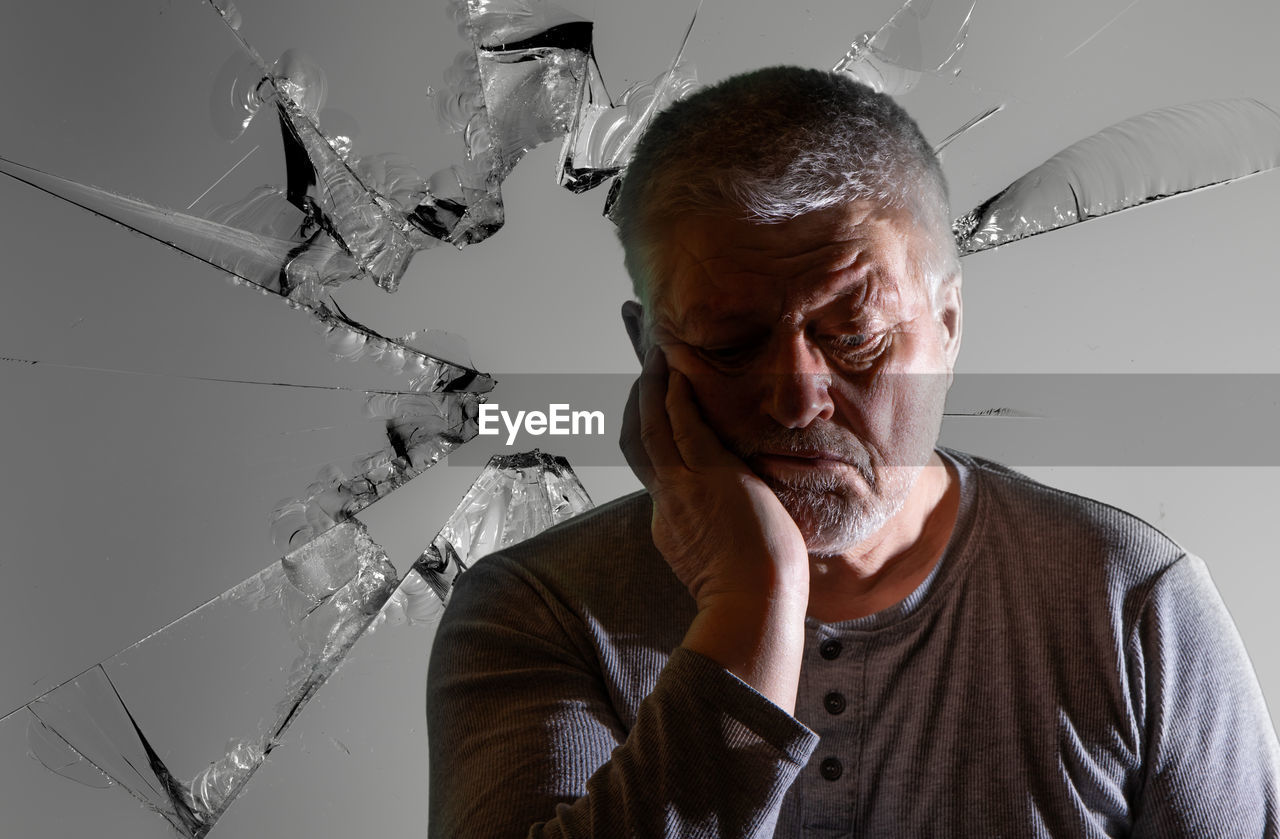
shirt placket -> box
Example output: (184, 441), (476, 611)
(796, 627), (863, 838)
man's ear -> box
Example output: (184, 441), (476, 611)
(621, 300), (648, 364)
(937, 275), (963, 386)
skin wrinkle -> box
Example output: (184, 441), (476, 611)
(663, 244), (890, 344)
(648, 202), (903, 328)
(662, 234), (906, 363)
(644, 201), (961, 588)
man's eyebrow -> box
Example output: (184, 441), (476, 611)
(667, 301), (752, 335)
(668, 280), (887, 336)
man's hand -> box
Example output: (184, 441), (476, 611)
(620, 347), (809, 712)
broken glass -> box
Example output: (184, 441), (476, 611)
(270, 389), (482, 551)
(207, 450), (594, 834)
(0, 156), (494, 394)
(933, 104), (1003, 155)
(27, 666), (212, 836)
(0, 708), (181, 839)
(203, 16), (448, 291)
(4, 450), (591, 837)
(1, 0), (697, 314)
(834, 0), (977, 95)
(468, 3), (595, 180)
(558, 63), (700, 193)
(4, 518), (398, 838)
(953, 99), (1280, 254)
(1, 46), (439, 300)
(26, 713), (114, 790)
(411, 450), (594, 602)
(559, 4), (700, 192)
(0, 156), (351, 297)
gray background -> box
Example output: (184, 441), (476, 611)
(1, 0), (1277, 835)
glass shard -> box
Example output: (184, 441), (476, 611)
(398, 329), (478, 373)
(953, 99), (1280, 254)
(188, 739), (265, 822)
(376, 562), (448, 629)
(0, 155), (348, 296)
(27, 666), (210, 837)
(834, 0), (977, 95)
(474, 14), (594, 180)
(203, 451), (596, 836)
(209, 52), (270, 143)
(25, 714), (113, 790)
(6, 446), (596, 838)
(208, 0), (243, 32)
(575, 3), (702, 205)
(933, 104), (1003, 155)
(1063, 0), (1144, 59)
(1, 708), (187, 839)
(439, 0), (598, 240)
(0, 158), (493, 394)
(267, 70), (437, 294)
(13, 519), (400, 837)
(412, 450), (593, 602)
(205, 0), (704, 277)
(269, 389), (482, 551)
(436, 0), (701, 227)
(559, 63), (699, 193)
(202, 38), (449, 294)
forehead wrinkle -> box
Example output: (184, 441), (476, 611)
(656, 204), (917, 336)
(728, 233), (875, 281)
(666, 254), (883, 339)
(778, 246), (880, 325)
(657, 237), (737, 337)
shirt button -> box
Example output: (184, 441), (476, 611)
(819, 639), (842, 660)
(823, 691), (847, 715)
(819, 757), (843, 781)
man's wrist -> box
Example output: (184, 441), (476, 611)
(682, 588), (808, 714)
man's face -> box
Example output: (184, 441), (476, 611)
(646, 201), (961, 556)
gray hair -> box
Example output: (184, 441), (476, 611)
(611, 66), (959, 319)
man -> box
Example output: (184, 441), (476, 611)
(427, 67), (1280, 837)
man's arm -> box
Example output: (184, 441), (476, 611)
(1129, 553), (1280, 836)
(623, 348), (811, 713)
(426, 347), (818, 837)
(426, 555), (817, 838)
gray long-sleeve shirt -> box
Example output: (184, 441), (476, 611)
(426, 450), (1280, 837)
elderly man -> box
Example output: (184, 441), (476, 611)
(426, 67), (1280, 837)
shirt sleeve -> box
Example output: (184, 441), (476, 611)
(1129, 552), (1280, 837)
(426, 553), (819, 839)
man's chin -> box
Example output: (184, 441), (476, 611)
(771, 485), (881, 556)
(769, 464), (926, 557)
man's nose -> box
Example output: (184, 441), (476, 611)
(761, 333), (835, 428)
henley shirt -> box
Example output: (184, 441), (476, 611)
(426, 449), (1280, 837)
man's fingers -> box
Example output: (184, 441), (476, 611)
(619, 376), (656, 490)
(636, 347), (684, 473)
(624, 348), (742, 486)
(666, 369), (741, 471)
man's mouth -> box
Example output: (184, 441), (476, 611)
(738, 438), (878, 491)
(754, 450), (848, 465)
(749, 451), (863, 482)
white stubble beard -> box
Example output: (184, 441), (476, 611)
(765, 460), (922, 557)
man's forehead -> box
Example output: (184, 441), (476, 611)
(665, 283), (878, 331)
(653, 203), (920, 332)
